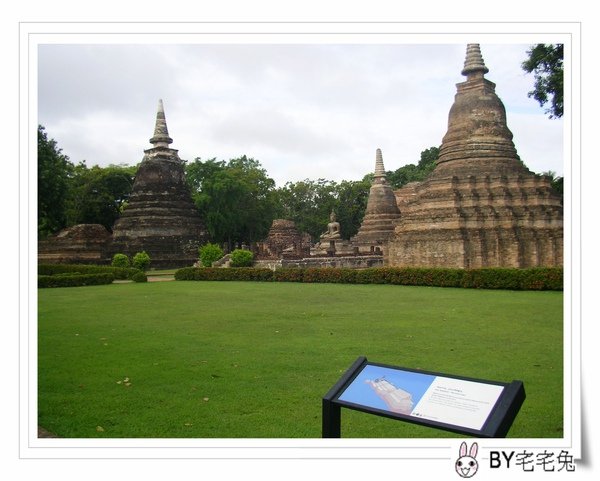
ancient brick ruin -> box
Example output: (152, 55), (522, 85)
(255, 219), (311, 260)
(38, 224), (112, 264)
(110, 100), (208, 268)
(387, 44), (563, 268)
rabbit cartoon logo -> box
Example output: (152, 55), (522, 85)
(455, 442), (479, 478)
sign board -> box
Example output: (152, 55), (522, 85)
(322, 357), (525, 438)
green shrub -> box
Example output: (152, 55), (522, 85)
(199, 243), (225, 267)
(38, 273), (114, 288)
(131, 271), (148, 283)
(132, 251), (151, 271)
(230, 249), (254, 267)
(111, 253), (130, 268)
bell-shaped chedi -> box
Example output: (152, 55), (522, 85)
(351, 149), (401, 255)
(111, 100), (208, 268)
(433, 44), (528, 178)
(388, 44), (563, 268)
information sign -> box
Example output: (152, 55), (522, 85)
(323, 357), (525, 438)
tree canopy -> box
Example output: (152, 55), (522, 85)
(38, 125), (73, 238)
(38, 125), (139, 237)
(387, 146), (439, 189)
(66, 162), (136, 231)
(541, 170), (563, 197)
(522, 44), (564, 119)
(185, 156), (279, 249)
(275, 177), (371, 241)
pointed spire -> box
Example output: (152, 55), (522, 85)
(149, 99), (173, 147)
(461, 44), (489, 78)
(374, 148), (386, 178)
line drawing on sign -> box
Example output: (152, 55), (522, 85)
(365, 377), (414, 414)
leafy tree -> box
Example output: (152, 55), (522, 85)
(66, 163), (136, 231)
(186, 156), (279, 249)
(185, 156), (222, 193)
(275, 177), (371, 241)
(542, 170), (564, 197)
(387, 146), (439, 189)
(417, 146), (440, 170)
(334, 178), (371, 239)
(275, 179), (337, 241)
(38, 125), (74, 238)
(550, 176), (564, 197)
(522, 44), (563, 119)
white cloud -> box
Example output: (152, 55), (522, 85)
(37, 42), (564, 187)
(509, 113), (564, 176)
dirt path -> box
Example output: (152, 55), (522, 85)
(113, 275), (175, 284)
(147, 275), (175, 282)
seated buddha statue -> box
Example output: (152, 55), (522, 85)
(321, 210), (341, 240)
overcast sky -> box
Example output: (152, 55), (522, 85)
(37, 42), (564, 187)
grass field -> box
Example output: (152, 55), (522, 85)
(37, 281), (563, 438)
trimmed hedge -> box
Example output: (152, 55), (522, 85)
(461, 267), (563, 291)
(38, 264), (142, 280)
(38, 263), (150, 287)
(174, 266), (563, 291)
(175, 267), (274, 282)
(272, 268), (306, 283)
(38, 273), (115, 288)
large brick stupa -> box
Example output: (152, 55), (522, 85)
(388, 44), (563, 268)
(111, 100), (208, 268)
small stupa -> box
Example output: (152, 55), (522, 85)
(351, 148), (401, 255)
(388, 44), (563, 268)
(255, 219), (311, 259)
(111, 100), (208, 268)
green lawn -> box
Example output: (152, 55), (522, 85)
(37, 281), (563, 438)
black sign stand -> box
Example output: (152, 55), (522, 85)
(323, 356), (525, 438)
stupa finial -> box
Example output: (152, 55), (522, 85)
(149, 99), (173, 147)
(374, 148), (386, 178)
(461, 44), (489, 78)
